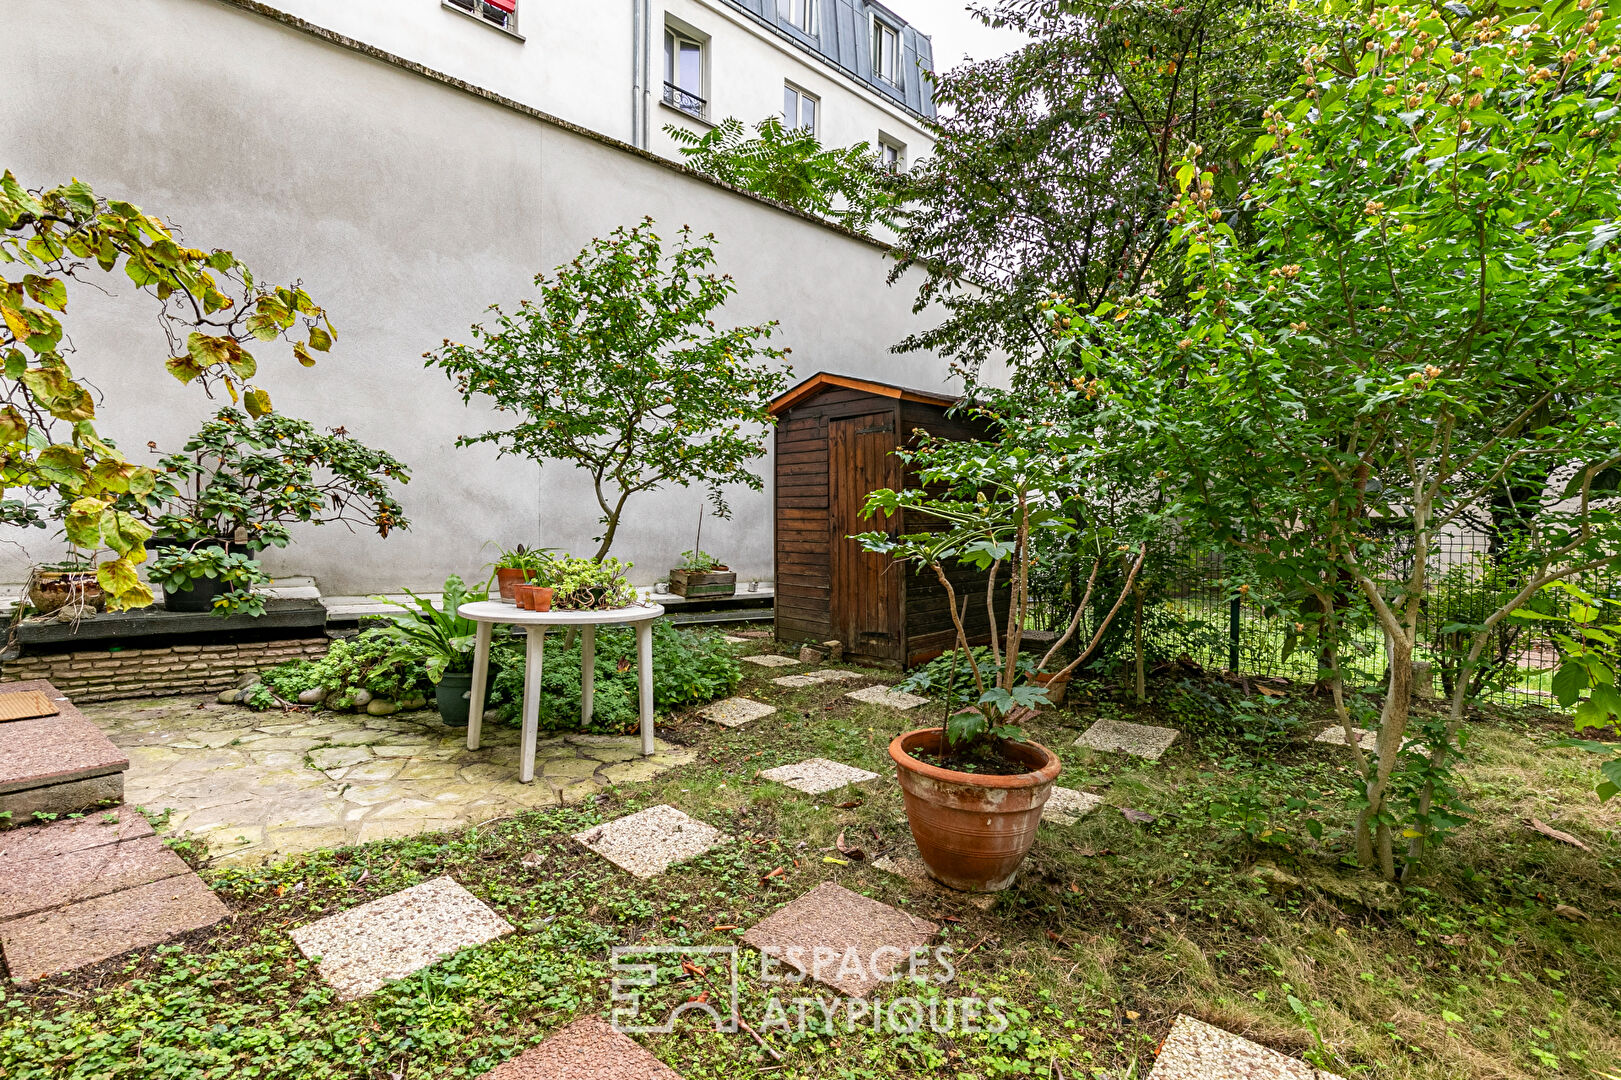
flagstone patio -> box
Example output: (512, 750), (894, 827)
(82, 696), (696, 864)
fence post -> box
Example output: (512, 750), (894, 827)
(1228, 596), (1241, 672)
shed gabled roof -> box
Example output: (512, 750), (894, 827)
(768, 372), (963, 416)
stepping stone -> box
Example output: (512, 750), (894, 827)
(0, 804), (152, 864)
(289, 876), (513, 1000)
(698, 697), (776, 728)
(772, 670), (867, 688)
(1314, 726), (1377, 752)
(845, 685), (929, 710)
(740, 654), (798, 668)
(743, 881), (937, 997)
(0, 679), (129, 817)
(572, 805), (729, 879)
(1042, 787), (1103, 826)
(1074, 719), (1179, 760)
(722, 635), (749, 644)
(1, 872), (227, 985)
(759, 757), (880, 795)
(479, 1015), (682, 1079)
(0, 832), (192, 921)
(1148, 1014), (1346, 1079)
(871, 841), (1000, 910)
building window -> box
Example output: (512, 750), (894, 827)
(778, 0), (816, 35)
(879, 137), (905, 173)
(783, 83), (818, 134)
(664, 28), (707, 120)
(871, 17), (900, 85)
(444, 0), (517, 34)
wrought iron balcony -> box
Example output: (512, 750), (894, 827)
(662, 82), (708, 122)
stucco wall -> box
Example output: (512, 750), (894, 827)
(0, 0), (958, 595)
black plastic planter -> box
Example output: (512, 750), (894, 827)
(434, 670), (497, 727)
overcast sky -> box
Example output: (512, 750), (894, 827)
(890, 1), (1029, 73)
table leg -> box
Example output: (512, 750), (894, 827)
(466, 620), (492, 751)
(519, 626), (546, 784)
(581, 624), (595, 727)
(636, 619), (654, 756)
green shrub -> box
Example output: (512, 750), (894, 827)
(487, 622), (738, 734)
(258, 629), (429, 710)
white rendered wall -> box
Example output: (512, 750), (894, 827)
(0, 0), (960, 595)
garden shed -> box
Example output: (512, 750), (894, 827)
(769, 373), (1003, 667)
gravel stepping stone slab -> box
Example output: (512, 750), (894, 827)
(572, 805), (729, 879)
(845, 685), (929, 710)
(722, 635), (749, 644)
(772, 670), (867, 688)
(1042, 787), (1104, 826)
(0, 872), (227, 985)
(740, 654), (799, 668)
(743, 881), (937, 997)
(1148, 1015), (1346, 1079)
(480, 1015), (683, 1079)
(1314, 726), (1378, 751)
(758, 757), (880, 795)
(289, 876), (513, 1000)
(698, 697), (777, 728)
(1074, 719), (1180, 760)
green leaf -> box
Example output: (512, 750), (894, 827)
(1552, 661), (1589, 708)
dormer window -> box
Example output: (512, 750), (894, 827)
(778, 0), (816, 36)
(871, 17), (900, 86)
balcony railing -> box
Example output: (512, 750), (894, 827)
(445, 0), (511, 29)
(662, 82), (708, 122)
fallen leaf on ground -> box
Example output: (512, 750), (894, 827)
(1255, 684), (1283, 697)
(1121, 808), (1157, 825)
(835, 800), (863, 809)
(1529, 817), (1592, 852)
(1554, 904), (1589, 922)
(1075, 848), (1114, 857)
(835, 830), (866, 861)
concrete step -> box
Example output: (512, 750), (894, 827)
(0, 681), (129, 818)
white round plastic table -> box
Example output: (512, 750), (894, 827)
(457, 601), (666, 784)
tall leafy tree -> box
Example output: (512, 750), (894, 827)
(666, 117), (901, 235)
(428, 219), (792, 560)
(1068, 0), (1621, 880)
(893, 0), (1313, 386)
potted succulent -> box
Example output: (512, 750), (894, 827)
(375, 575), (493, 726)
(493, 545), (552, 603)
(548, 555), (639, 611)
(668, 549), (737, 599)
(856, 419), (1145, 893)
(122, 407), (409, 615)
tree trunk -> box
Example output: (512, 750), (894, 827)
(1132, 581), (1146, 703)
(1357, 631), (1413, 881)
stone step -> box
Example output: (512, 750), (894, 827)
(0, 680), (128, 817)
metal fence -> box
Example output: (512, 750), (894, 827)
(1031, 532), (1617, 710)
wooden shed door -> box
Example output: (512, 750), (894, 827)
(829, 414), (900, 661)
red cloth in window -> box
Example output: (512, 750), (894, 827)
(487, 0), (516, 11)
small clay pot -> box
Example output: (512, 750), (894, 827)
(889, 727), (1060, 893)
(530, 586), (554, 612)
(1034, 671), (1070, 706)
(513, 584), (537, 610)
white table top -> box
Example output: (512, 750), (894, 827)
(458, 600), (665, 626)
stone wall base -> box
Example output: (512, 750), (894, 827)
(0, 638), (330, 702)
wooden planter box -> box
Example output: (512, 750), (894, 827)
(669, 568), (736, 598)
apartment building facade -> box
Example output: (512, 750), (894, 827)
(262, 0), (938, 169)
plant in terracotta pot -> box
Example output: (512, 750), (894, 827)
(493, 545), (554, 603)
(856, 413), (1145, 893)
(25, 558), (105, 616)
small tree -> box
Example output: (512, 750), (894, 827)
(1, 172), (334, 608)
(428, 219), (792, 559)
(1071, 0), (1621, 880)
(857, 398), (1146, 758)
(666, 118), (901, 235)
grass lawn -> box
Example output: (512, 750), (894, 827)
(2, 638), (1618, 1079)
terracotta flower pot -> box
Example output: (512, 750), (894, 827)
(513, 584), (535, 610)
(530, 586), (553, 612)
(1034, 671), (1070, 706)
(495, 567), (535, 602)
(889, 727), (1061, 893)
